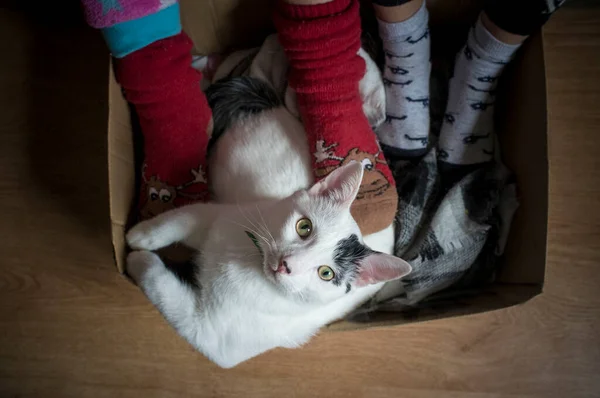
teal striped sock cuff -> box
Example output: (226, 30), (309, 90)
(102, 3), (182, 58)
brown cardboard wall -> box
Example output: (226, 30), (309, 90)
(496, 33), (549, 286)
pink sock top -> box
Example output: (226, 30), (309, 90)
(81, 0), (177, 28)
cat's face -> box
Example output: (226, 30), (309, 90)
(249, 162), (411, 303)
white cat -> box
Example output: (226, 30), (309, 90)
(127, 161), (410, 368)
(126, 51), (410, 368)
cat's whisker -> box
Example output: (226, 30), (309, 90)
(235, 205), (271, 246)
(242, 204), (270, 240)
(255, 205), (276, 248)
(252, 212), (275, 254)
(240, 206), (274, 251)
(236, 203), (262, 233)
(227, 219), (271, 248)
(239, 226), (272, 251)
(225, 218), (262, 237)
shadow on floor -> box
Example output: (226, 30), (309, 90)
(8, 0), (112, 235)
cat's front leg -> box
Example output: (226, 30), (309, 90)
(127, 250), (160, 283)
(126, 251), (206, 355)
(127, 203), (221, 251)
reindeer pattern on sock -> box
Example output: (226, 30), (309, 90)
(140, 164), (208, 219)
(313, 140), (394, 200)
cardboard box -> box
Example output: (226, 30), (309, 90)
(107, 0), (548, 331)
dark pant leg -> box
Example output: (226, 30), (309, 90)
(484, 0), (565, 36)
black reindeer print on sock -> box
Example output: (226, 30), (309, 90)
(405, 28), (429, 44)
(469, 101), (494, 111)
(384, 51), (414, 60)
(388, 66), (409, 75)
(468, 84), (497, 95)
(404, 134), (429, 146)
(464, 45), (481, 61)
(444, 112), (457, 125)
(383, 78), (413, 87)
(477, 75), (498, 83)
(385, 114), (408, 123)
(462, 132), (491, 144)
(406, 96), (429, 108)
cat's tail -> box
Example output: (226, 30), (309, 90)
(205, 76), (282, 153)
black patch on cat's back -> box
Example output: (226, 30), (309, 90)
(333, 234), (374, 286)
(163, 258), (200, 289)
(158, 247), (201, 289)
(205, 76), (282, 154)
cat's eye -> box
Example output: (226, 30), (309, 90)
(295, 218), (313, 238)
(318, 266), (335, 281)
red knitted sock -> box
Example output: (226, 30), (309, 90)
(274, 0), (398, 235)
(114, 33), (212, 220)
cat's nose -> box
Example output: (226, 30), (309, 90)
(276, 259), (291, 274)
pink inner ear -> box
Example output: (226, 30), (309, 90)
(355, 253), (412, 287)
(308, 162), (363, 206)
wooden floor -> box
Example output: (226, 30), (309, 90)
(1, 2), (599, 397)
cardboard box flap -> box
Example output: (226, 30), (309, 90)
(108, 66), (134, 273)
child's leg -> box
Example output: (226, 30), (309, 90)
(114, 33), (212, 220)
(373, 0), (431, 159)
(438, 0), (564, 178)
(81, 1), (212, 220)
(274, 0), (398, 236)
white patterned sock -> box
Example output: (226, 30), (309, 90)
(376, 1), (430, 158)
(438, 16), (522, 166)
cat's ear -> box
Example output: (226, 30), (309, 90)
(354, 252), (412, 287)
(308, 162), (363, 207)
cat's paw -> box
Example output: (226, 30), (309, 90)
(361, 83), (386, 128)
(126, 221), (164, 251)
(358, 48), (386, 128)
(126, 250), (161, 283)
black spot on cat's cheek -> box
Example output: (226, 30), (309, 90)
(345, 283), (351, 294)
(333, 235), (374, 286)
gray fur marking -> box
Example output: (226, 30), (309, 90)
(332, 234), (374, 286)
(205, 76), (282, 154)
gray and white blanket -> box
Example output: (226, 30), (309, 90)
(198, 33), (518, 315)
